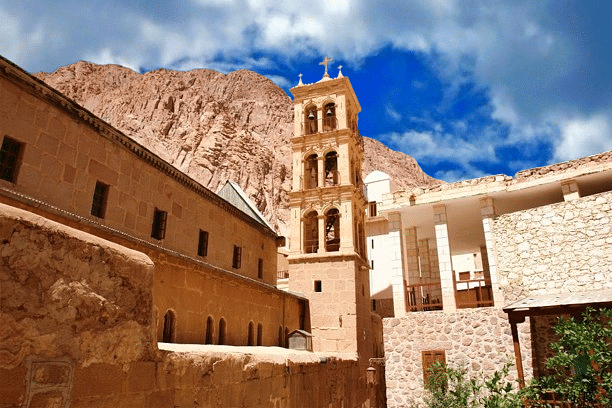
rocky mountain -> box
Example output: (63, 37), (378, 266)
(35, 62), (441, 236)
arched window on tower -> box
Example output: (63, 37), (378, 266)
(325, 151), (339, 186)
(304, 105), (318, 135)
(257, 323), (263, 346)
(304, 154), (318, 189)
(323, 102), (336, 132)
(325, 208), (340, 252)
(162, 310), (176, 343)
(304, 211), (319, 254)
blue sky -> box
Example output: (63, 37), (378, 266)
(2, 1), (611, 182)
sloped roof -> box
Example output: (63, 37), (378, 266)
(218, 180), (275, 231)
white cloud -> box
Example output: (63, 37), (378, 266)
(385, 105), (401, 121)
(554, 113), (612, 162)
(264, 74), (292, 89)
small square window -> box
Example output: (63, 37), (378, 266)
(90, 181), (109, 218)
(151, 208), (167, 240)
(0, 136), (24, 183)
(198, 230), (209, 257)
(314, 280), (322, 292)
(232, 245), (242, 269)
(258, 258), (263, 279)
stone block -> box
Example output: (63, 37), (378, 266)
(73, 364), (126, 397)
(126, 362), (156, 393)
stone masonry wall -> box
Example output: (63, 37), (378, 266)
(383, 308), (532, 407)
(0, 204), (380, 407)
(493, 190), (612, 303)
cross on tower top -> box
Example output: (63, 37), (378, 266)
(319, 56), (333, 78)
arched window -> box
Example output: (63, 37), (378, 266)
(284, 328), (289, 348)
(162, 310), (175, 343)
(324, 151), (339, 186)
(304, 154), (318, 189)
(205, 316), (214, 344)
(257, 323), (263, 346)
(304, 211), (319, 254)
(325, 208), (340, 252)
(323, 102), (336, 132)
(218, 318), (226, 345)
(304, 105), (318, 135)
(248, 321), (255, 346)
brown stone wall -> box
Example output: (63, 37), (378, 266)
(383, 308), (532, 407)
(0, 204), (380, 408)
(0, 69), (278, 285)
(153, 254), (305, 346)
(493, 190), (612, 303)
(288, 255), (375, 358)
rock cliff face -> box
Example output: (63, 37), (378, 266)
(35, 62), (440, 235)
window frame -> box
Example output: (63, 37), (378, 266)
(0, 136), (24, 183)
(232, 245), (242, 269)
(198, 230), (209, 257)
(422, 349), (446, 384)
(90, 181), (110, 219)
(151, 208), (168, 240)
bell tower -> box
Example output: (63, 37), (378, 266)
(288, 58), (372, 356)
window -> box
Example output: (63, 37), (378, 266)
(314, 280), (322, 292)
(257, 323), (263, 346)
(371, 260), (374, 269)
(205, 316), (214, 344)
(232, 245), (242, 269)
(162, 310), (175, 343)
(247, 321), (254, 346)
(372, 299), (377, 311)
(368, 201), (377, 217)
(198, 230), (209, 257)
(90, 181), (109, 218)
(422, 350), (446, 384)
(371, 239), (374, 249)
(218, 318), (226, 345)
(258, 258), (263, 279)
(0, 136), (24, 183)
(151, 208), (167, 240)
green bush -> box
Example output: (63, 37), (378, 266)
(423, 359), (521, 408)
(520, 307), (612, 407)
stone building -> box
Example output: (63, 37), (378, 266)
(366, 152), (612, 406)
(0, 55), (384, 407)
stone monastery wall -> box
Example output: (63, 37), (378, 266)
(0, 65), (278, 284)
(494, 190), (612, 304)
(0, 204), (375, 408)
(383, 308), (532, 407)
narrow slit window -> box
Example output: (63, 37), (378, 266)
(314, 280), (322, 292)
(90, 181), (109, 218)
(258, 258), (263, 279)
(232, 245), (242, 269)
(198, 230), (209, 257)
(0, 136), (24, 183)
(151, 208), (167, 240)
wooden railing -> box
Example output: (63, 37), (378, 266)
(277, 270), (289, 280)
(405, 282), (443, 312)
(454, 277), (494, 308)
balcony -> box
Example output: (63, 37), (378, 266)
(405, 282), (443, 312)
(454, 277), (494, 309)
(277, 270), (289, 280)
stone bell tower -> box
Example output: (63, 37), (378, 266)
(287, 58), (372, 356)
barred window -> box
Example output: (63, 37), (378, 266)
(232, 245), (242, 269)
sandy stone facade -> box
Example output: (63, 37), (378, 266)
(0, 56), (384, 407)
(0, 204), (380, 407)
(370, 150), (612, 406)
(494, 190), (612, 303)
